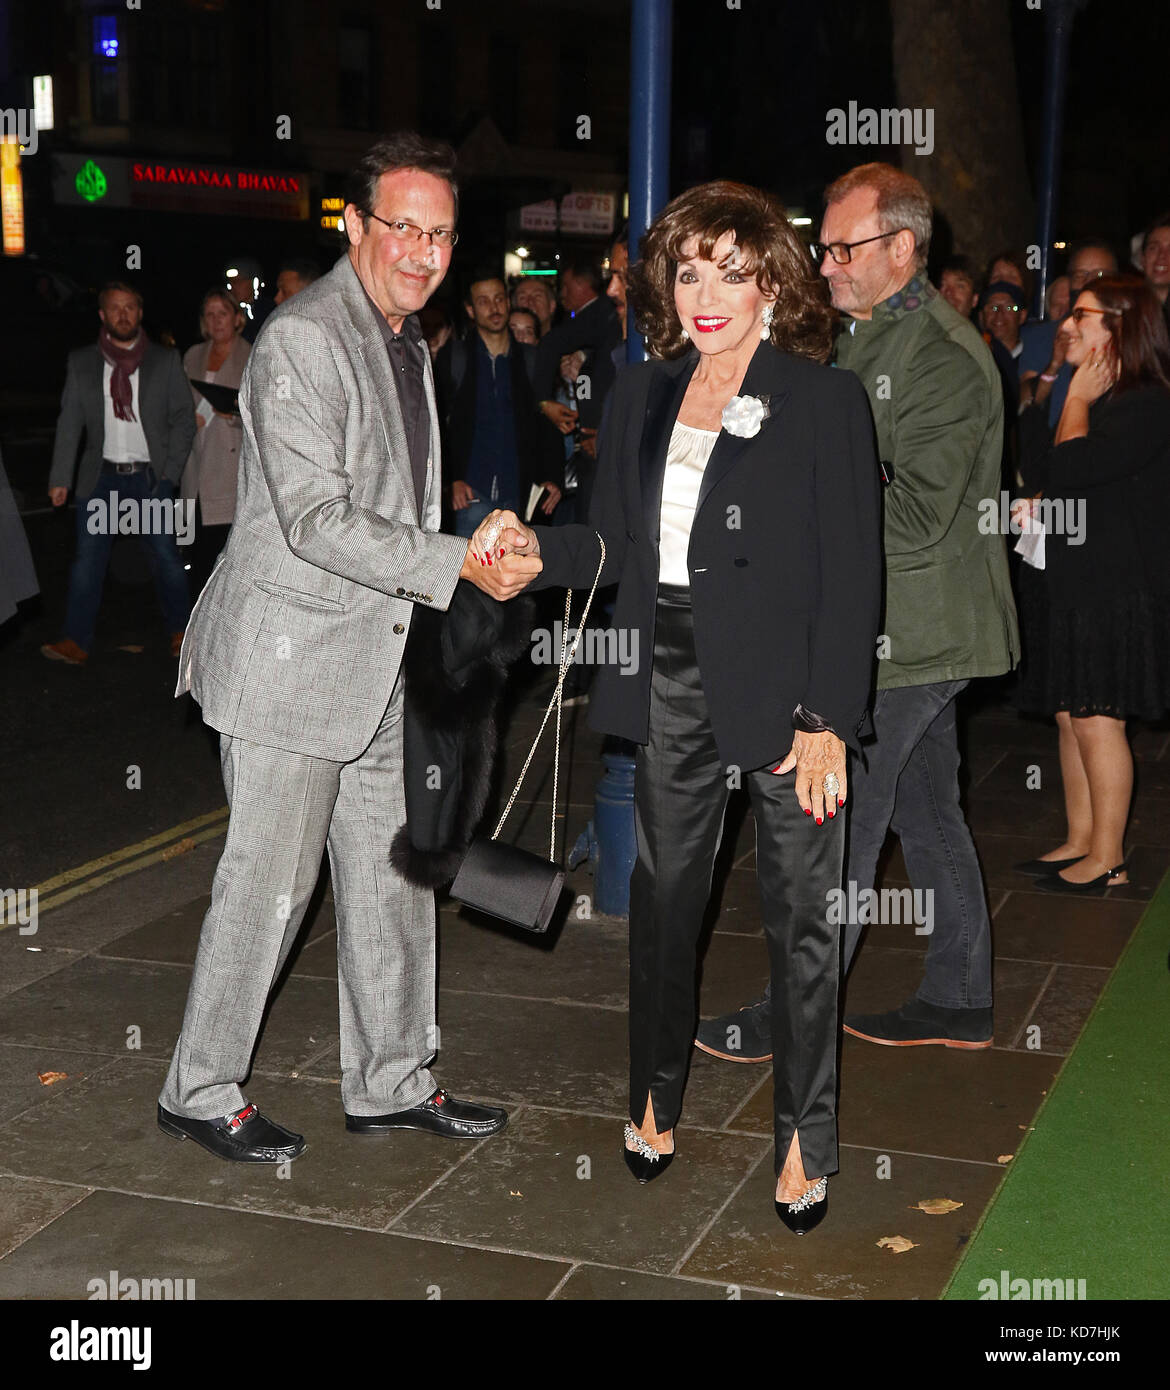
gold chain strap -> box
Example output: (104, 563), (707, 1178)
(491, 532), (607, 862)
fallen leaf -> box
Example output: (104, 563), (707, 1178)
(997, 1154), (1014, 1164)
(37, 1071), (68, 1086)
(161, 837), (196, 860)
(116, 645), (145, 654)
(911, 1198), (963, 1215)
(877, 1235), (918, 1253)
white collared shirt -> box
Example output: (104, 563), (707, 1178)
(102, 357), (151, 463)
(658, 420), (719, 585)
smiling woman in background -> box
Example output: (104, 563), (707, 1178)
(472, 182), (882, 1233)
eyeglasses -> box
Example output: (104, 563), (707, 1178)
(364, 212), (458, 249)
(984, 303), (1021, 315)
(1069, 305), (1117, 323)
(809, 230), (908, 265)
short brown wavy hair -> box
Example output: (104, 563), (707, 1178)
(628, 180), (835, 362)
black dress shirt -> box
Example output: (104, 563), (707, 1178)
(363, 287), (429, 517)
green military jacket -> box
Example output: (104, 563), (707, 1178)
(835, 276), (1019, 689)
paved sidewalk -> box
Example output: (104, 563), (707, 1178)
(1, 680), (1166, 1300)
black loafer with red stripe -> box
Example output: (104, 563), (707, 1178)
(345, 1088), (507, 1139)
(157, 1102), (307, 1162)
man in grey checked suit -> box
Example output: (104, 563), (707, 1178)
(158, 133), (540, 1163)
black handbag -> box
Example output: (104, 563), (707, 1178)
(451, 532), (606, 933)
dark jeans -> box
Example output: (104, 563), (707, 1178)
(632, 592), (845, 1176)
(64, 469), (191, 652)
(759, 679), (992, 1013)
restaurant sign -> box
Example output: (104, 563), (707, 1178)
(53, 153), (309, 220)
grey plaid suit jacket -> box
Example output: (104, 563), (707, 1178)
(175, 253), (468, 761)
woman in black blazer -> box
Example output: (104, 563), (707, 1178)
(473, 182), (882, 1232)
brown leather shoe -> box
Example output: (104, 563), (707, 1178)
(170, 630), (185, 658)
(41, 638), (88, 665)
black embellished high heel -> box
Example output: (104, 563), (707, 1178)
(1037, 862), (1128, 896)
(775, 1177), (828, 1234)
(622, 1124), (675, 1184)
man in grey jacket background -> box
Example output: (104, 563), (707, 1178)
(158, 133), (539, 1164)
(43, 282), (195, 664)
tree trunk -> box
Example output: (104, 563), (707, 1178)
(890, 0), (1033, 271)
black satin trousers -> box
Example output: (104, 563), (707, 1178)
(629, 589), (845, 1177)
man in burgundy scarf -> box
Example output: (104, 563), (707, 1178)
(44, 282), (195, 664)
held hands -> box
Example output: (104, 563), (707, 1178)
(49, 486), (68, 507)
(460, 507), (542, 600)
(771, 730), (847, 824)
(471, 508), (541, 562)
(1068, 345), (1118, 404)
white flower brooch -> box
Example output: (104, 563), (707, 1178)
(720, 393), (773, 438)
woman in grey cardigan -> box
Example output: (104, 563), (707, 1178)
(181, 290), (251, 596)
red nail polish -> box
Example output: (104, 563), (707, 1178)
(804, 807), (812, 816)
(487, 556), (493, 566)
(498, 547), (505, 558)
(816, 817), (823, 825)
(828, 810), (835, 818)
(838, 797), (845, 807)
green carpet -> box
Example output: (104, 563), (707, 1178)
(944, 870), (1170, 1301)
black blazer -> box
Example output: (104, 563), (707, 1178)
(533, 341), (883, 772)
(435, 333), (563, 498)
(1019, 384), (1170, 609)
(533, 296), (623, 430)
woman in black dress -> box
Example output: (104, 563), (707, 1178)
(471, 182), (882, 1231)
(1015, 275), (1170, 893)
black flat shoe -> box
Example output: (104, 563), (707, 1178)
(157, 1102), (306, 1163)
(1037, 863), (1128, 896)
(622, 1124), (675, 1183)
(345, 1088), (506, 1139)
(775, 1178), (828, 1234)
(1013, 855), (1085, 877)
(693, 997), (772, 1062)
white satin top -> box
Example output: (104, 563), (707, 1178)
(658, 419), (720, 585)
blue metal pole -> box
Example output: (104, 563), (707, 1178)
(626, 0), (672, 364)
(579, 0), (671, 918)
(1034, 0), (1081, 319)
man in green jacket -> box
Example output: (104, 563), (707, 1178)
(697, 163), (1018, 1058)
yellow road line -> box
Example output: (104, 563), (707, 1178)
(31, 807), (228, 896)
(29, 823), (229, 920)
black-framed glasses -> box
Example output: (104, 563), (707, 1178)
(809, 229), (908, 265)
(364, 212), (458, 248)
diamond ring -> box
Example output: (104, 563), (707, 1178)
(822, 772), (840, 797)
